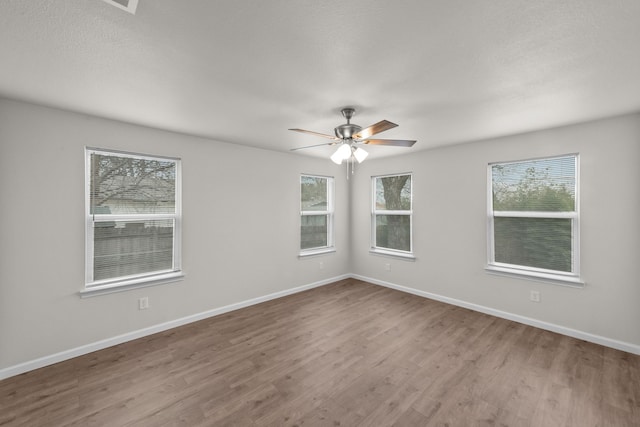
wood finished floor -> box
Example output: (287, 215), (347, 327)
(1, 278), (639, 426)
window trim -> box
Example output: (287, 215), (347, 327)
(299, 174), (335, 257)
(371, 172), (414, 258)
(486, 154), (582, 286)
(83, 147), (183, 296)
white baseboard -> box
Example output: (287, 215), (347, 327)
(2, 272), (638, 381)
(0, 274), (350, 381)
(352, 274), (640, 356)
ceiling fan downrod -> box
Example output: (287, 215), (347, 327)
(341, 107), (355, 122)
(334, 108), (362, 140)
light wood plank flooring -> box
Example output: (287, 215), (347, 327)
(1, 278), (639, 426)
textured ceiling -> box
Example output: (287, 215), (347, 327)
(1, 0), (639, 159)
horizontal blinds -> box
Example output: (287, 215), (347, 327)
(87, 149), (179, 285)
(492, 156), (576, 212)
(90, 152), (176, 215)
(301, 215), (328, 249)
(93, 219), (174, 281)
(494, 217), (572, 272)
(490, 155), (577, 274)
(375, 215), (411, 252)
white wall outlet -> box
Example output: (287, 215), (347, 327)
(319, 261), (324, 270)
(530, 290), (541, 303)
(138, 296), (149, 310)
(385, 263), (391, 271)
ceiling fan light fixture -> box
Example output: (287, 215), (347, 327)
(353, 146), (368, 163)
(331, 143), (351, 164)
(330, 149), (344, 164)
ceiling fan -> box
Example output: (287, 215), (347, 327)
(289, 108), (416, 167)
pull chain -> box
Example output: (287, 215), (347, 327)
(346, 157), (349, 180)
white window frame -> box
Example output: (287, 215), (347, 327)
(299, 174), (335, 257)
(486, 154), (582, 286)
(82, 148), (183, 297)
(371, 173), (415, 259)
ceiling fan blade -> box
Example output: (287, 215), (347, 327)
(289, 128), (339, 140)
(360, 138), (417, 147)
(290, 142), (337, 151)
(354, 120), (398, 139)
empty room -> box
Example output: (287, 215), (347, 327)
(1, 1), (639, 426)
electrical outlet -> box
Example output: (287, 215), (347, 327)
(384, 263), (391, 271)
(530, 291), (541, 303)
(319, 261), (324, 270)
(138, 296), (149, 310)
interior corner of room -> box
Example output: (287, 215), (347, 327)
(1, 1), (640, 424)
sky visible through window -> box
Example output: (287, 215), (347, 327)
(492, 156), (576, 212)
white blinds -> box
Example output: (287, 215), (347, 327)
(490, 155), (577, 274)
(87, 149), (180, 286)
(492, 156), (576, 212)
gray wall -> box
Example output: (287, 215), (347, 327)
(350, 113), (640, 348)
(0, 98), (350, 371)
(1, 97), (639, 375)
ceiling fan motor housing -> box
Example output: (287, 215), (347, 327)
(334, 123), (362, 139)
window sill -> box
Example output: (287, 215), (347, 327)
(299, 247), (336, 258)
(369, 248), (416, 261)
(485, 265), (584, 287)
(80, 271), (185, 298)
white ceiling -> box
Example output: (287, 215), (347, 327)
(1, 0), (639, 159)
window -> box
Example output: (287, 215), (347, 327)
(300, 175), (335, 256)
(487, 154), (580, 284)
(84, 148), (182, 295)
(371, 173), (413, 257)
